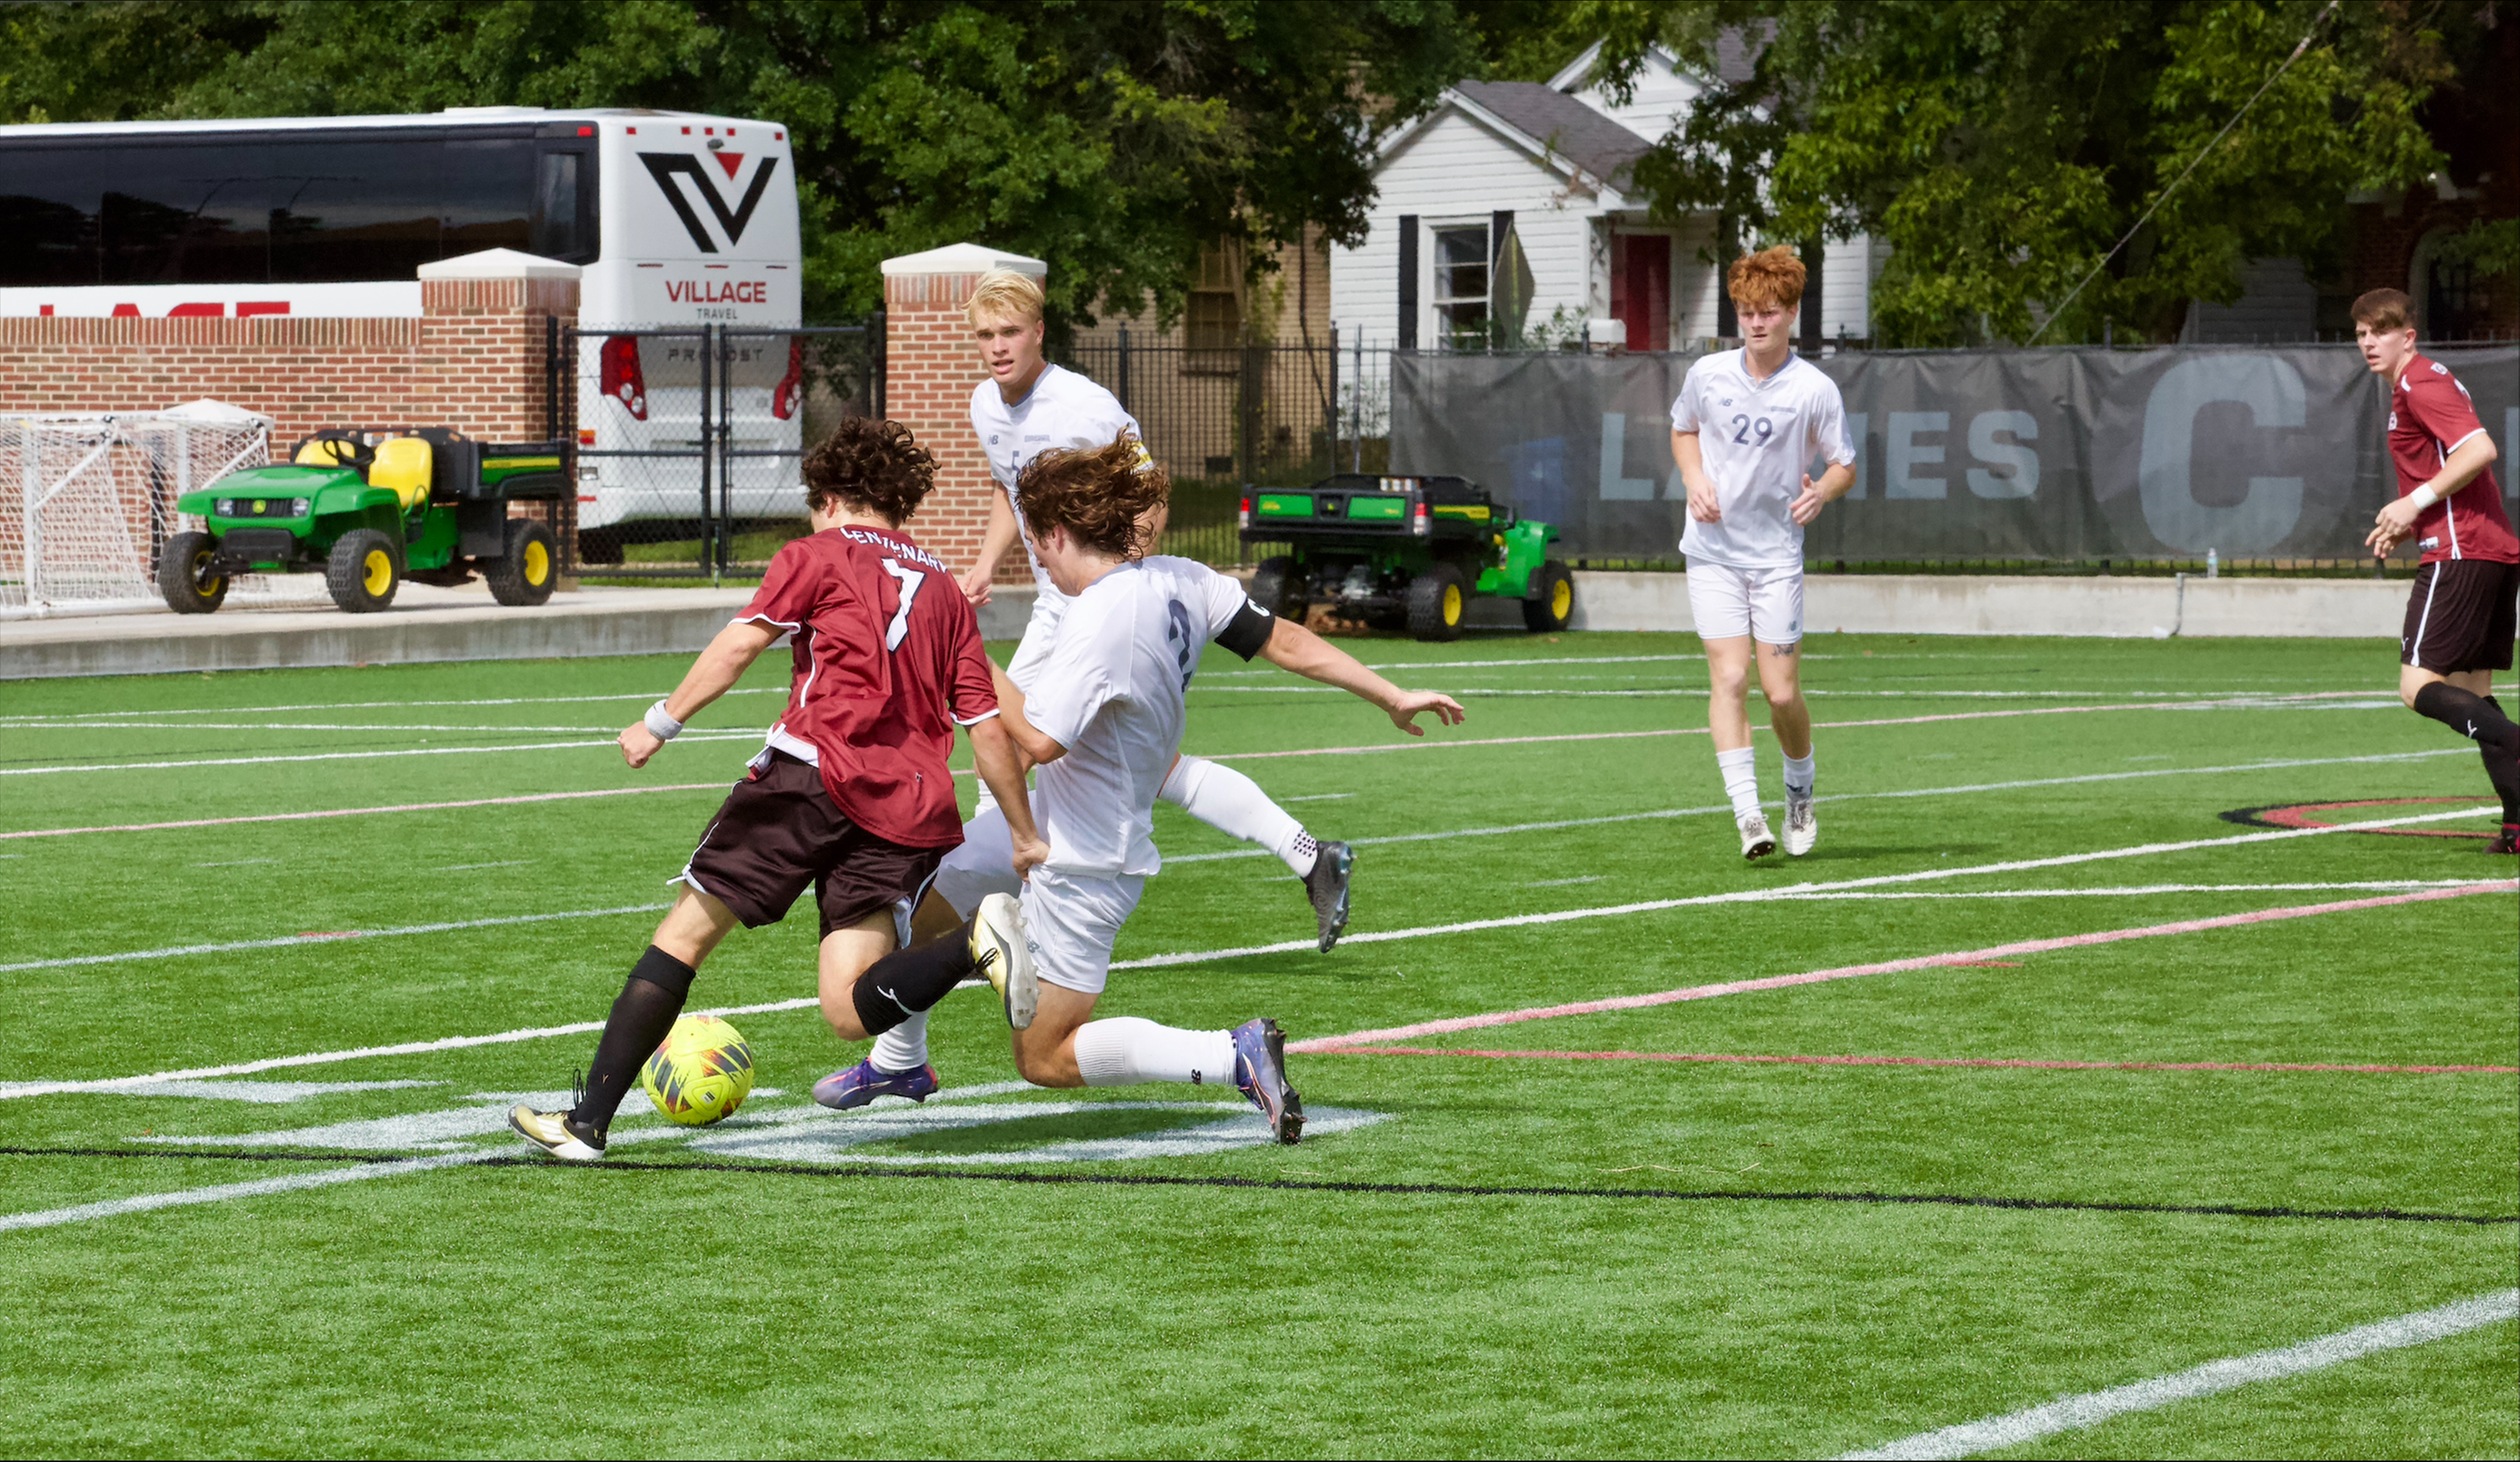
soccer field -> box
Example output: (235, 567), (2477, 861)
(0, 630), (2512, 1457)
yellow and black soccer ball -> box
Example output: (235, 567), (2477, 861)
(640, 1015), (755, 1126)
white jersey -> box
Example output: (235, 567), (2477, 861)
(1670, 349), (1855, 570)
(1022, 556), (1255, 876)
(969, 364), (1141, 601)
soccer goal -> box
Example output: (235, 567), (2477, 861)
(0, 403), (278, 618)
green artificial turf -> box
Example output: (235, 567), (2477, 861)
(0, 630), (2512, 1458)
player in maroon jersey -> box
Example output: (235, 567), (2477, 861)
(511, 417), (1046, 1161)
(2354, 288), (2520, 854)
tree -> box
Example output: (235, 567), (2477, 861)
(0, 1), (1531, 324)
(1576, 0), (2458, 345)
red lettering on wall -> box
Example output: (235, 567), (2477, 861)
(168, 303), (225, 318)
(236, 301), (290, 318)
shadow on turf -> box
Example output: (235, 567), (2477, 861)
(6, 1145), (2511, 1227)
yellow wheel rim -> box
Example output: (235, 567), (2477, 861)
(1442, 584), (1462, 624)
(191, 551), (222, 599)
(523, 539), (550, 586)
(1550, 578), (1571, 618)
(362, 548), (392, 596)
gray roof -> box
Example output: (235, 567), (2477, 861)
(1450, 79), (1654, 189)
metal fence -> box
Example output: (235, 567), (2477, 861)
(560, 320), (881, 580)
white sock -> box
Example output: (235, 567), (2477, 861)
(1071, 1016), (1237, 1088)
(1783, 751), (1815, 798)
(870, 1010), (928, 1073)
(1717, 746), (1761, 821)
(1160, 755), (1317, 876)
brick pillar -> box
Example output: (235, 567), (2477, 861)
(881, 242), (1047, 583)
(415, 249), (581, 574)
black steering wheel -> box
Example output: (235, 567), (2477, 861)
(299, 430), (374, 470)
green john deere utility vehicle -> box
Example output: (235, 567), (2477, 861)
(158, 427), (568, 614)
(1239, 473), (1573, 641)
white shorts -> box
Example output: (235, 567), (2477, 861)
(931, 805), (1142, 996)
(1685, 559), (1804, 648)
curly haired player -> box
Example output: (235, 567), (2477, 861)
(1669, 246), (1858, 860)
(508, 417), (1044, 1161)
(2354, 288), (2520, 854)
(855, 433), (1463, 1141)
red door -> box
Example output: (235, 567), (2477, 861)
(1610, 234), (1670, 351)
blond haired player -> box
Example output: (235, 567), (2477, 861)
(1670, 247), (1858, 860)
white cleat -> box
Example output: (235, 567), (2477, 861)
(1783, 791), (1817, 856)
(1738, 811), (1778, 861)
(507, 1104), (605, 1162)
(972, 892), (1037, 1030)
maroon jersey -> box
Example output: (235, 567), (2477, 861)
(2390, 354), (2516, 564)
(738, 525), (999, 847)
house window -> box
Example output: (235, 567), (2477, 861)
(1186, 242), (1243, 372)
(1432, 225), (1490, 347)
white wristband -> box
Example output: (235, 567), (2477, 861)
(2409, 485), (2442, 511)
(644, 700), (684, 741)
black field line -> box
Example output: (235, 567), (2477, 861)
(2, 1144), (2508, 1226)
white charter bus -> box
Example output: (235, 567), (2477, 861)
(0, 108), (805, 555)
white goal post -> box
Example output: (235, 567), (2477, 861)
(0, 402), (272, 618)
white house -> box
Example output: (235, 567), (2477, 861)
(1330, 41), (1883, 352)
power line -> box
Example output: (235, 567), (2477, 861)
(2029, 0), (2342, 345)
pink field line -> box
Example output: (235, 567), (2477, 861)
(0, 783), (729, 841)
(1284, 882), (2518, 1053)
(1315, 1045), (2520, 1076)
(1206, 697), (2271, 763)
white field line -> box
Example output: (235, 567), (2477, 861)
(0, 904), (674, 976)
(2, 806), (2493, 1104)
(1194, 685), (2394, 702)
(3, 721), (651, 734)
(1121, 806), (2503, 971)
(0, 1152), (495, 1235)
(1760, 881), (2488, 899)
(1841, 1288), (2520, 1461)
(0, 687), (784, 723)
(1164, 748), (2469, 863)
(0, 782), (731, 842)
(0, 730), (760, 778)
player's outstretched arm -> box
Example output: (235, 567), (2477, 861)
(2370, 432), (2501, 553)
(618, 619), (780, 768)
(959, 491), (1019, 606)
(966, 715), (1049, 877)
(1257, 618), (1466, 736)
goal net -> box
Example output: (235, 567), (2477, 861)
(0, 403), (278, 618)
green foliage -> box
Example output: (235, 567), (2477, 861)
(0, 0), (1526, 324)
(2440, 218), (2520, 280)
(1589, 1), (2460, 345)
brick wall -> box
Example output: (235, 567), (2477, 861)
(884, 268), (1026, 584)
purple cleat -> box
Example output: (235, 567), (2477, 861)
(1230, 1018), (1303, 1144)
(813, 1058), (939, 1111)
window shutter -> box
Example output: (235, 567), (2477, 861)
(1397, 215), (1418, 350)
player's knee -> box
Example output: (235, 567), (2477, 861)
(819, 984), (871, 1042)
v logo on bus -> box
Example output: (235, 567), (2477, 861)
(639, 152), (781, 253)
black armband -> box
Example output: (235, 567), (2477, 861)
(1213, 596), (1276, 661)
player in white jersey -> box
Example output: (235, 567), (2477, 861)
(917, 435), (1464, 1140)
(956, 270), (1352, 936)
(1669, 247), (1858, 860)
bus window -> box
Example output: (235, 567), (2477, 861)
(531, 149), (595, 263)
(0, 150), (98, 284)
(98, 146), (271, 285)
(269, 136), (448, 283)
(443, 136), (536, 258)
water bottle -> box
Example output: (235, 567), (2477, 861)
(2206, 548), (2218, 579)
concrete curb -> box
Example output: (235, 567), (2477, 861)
(1568, 571), (2405, 639)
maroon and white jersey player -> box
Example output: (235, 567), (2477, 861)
(2387, 354), (2516, 566)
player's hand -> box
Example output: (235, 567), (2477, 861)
(2372, 495), (2423, 544)
(619, 723), (662, 769)
(1385, 690), (1466, 737)
(1686, 476), (1722, 523)
(1789, 474), (1829, 526)
(1010, 831), (1050, 881)
(958, 564), (995, 607)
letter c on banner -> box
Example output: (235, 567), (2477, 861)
(2137, 355), (2305, 553)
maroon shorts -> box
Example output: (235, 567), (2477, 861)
(2402, 560), (2520, 674)
(683, 751), (947, 938)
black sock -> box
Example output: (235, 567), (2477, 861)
(2412, 682), (2520, 757)
(850, 922), (978, 1037)
(2483, 697), (2520, 823)
(572, 946), (694, 1132)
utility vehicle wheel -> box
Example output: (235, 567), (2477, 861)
(1248, 556), (1299, 617)
(487, 519), (559, 606)
(157, 531), (228, 614)
(1522, 560), (1574, 632)
(1405, 563), (1467, 642)
(326, 529), (400, 613)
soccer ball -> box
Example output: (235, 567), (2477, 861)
(641, 1015), (756, 1126)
